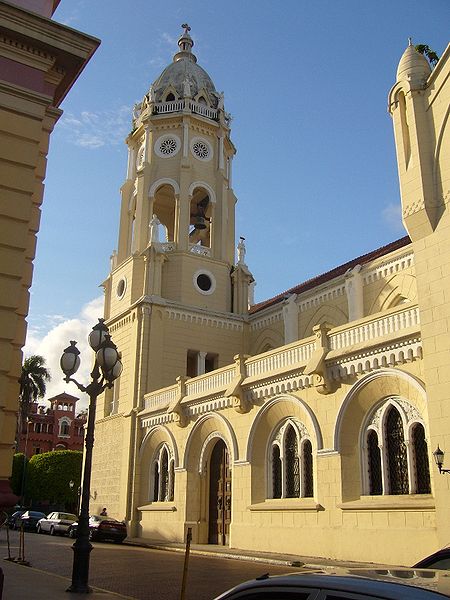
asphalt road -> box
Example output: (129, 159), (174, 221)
(1, 530), (297, 599)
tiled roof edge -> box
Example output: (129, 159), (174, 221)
(249, 236), (411, 315)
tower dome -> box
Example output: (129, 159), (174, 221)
(396, 39), (431, 88)
(150, 24), (219, 107)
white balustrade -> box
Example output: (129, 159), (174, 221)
(329, 306), (420, 351)
(185, 366), (236, 397)
(144, 386), (177, 410)
(153, 100), (185, 114)
(246, 341), (316, 378)
(160, 242), (176, 253)
(152, 100), (218, 121)
(189, 244), (211, 256)
(189, 101), (218, 120)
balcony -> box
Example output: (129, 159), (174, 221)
(152, 99), (218, 121)
(140, 303), (422, 417)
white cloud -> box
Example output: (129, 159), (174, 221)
(24, 297), (104, 411)
(58, 105), (131, 149)
(162, 32), (177, 46)
(382, 203), (404, 233)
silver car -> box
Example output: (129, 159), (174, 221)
(214, 568), (450, 599)
(36, 511), (77, 536)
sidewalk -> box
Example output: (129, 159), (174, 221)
(124, 536), (380, 569)
(1, 558), (134, 599)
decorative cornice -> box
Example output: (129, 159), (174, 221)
(166, 307), (243, 331)
(363, 251), (414, 284)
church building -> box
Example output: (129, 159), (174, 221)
(90, 28), (450, 565)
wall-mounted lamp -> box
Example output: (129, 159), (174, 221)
(433, 446), (450, 474)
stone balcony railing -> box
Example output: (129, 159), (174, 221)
(152, 98), (219, 121)
(141, 304), (422, 415)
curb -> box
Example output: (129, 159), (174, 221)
(124, 540), (305, 567)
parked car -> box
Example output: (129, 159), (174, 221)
(213, 568), (450, 599)
(15, 510), (46, 532)
(68, 515), (127, 543)
(36, 512), (77, 536)
(414, 547), (450, 570)
(7, 510), (26, 529)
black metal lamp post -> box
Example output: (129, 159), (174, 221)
(60, 318), (122, 593)
(433, 446), (450, 474)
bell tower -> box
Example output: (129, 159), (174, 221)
(101, 26), (253, 412)
(108, 24), (244, 319)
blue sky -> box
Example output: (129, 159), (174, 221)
(24, 0), (450, 402)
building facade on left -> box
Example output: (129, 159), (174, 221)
(0, 1), (99, 509)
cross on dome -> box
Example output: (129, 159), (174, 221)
(182, 23), (191, 35)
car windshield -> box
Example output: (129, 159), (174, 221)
(28, 512), (46, 518)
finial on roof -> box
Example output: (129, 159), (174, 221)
(175, 23), (195, 62)
(408, 37), (413, 46)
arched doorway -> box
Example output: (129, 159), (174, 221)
(208, 439), (231, 545)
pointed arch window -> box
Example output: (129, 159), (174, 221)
(363, 397), (431, 496)
(150, 444), (175, 502)
(412, 423), (431, 494)
(165, 92), (175, 102)
(386, 406), (409, 494)
(268, 420), (313, 499)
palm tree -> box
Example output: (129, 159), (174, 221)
(18, 355), (51, 434)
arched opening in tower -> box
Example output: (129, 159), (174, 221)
(151, 184), (176, 243)
(189, 187), (212, 248)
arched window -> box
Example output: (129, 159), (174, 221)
(59, 420), (70, 437)
(165, 92), (175, 102)
(268, 420), (313, 499)
(412, 423), (431, 494)
(363, 398), (431, 496)
(367, 430), (382, 495)
(386, 406), (409, 494)
(151, 444), (175, 502)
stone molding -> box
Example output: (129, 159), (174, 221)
(166, 307), (244, 331)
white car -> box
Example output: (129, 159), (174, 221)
(36, 511), (77, 536)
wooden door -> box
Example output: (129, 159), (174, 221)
(208, 439), (231, 545)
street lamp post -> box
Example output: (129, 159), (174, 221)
(60, 319), (122, 594)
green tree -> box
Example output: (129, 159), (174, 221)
(18, 355), (51, 434)
(10, 453), (28, 497)
(27, 450), (82, 508)
(415, 44), (439, 67)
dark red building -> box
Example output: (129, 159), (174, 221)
(18, 393), (86, 457)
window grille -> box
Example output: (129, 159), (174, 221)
(364, 398), (431, 497)
(285, 425), (300, 498)
(272, 445), (282, 499)
(151, 444), (174, 502)
(367, 430), (382, 495)
(302, 440), (314, 498)
(269, 420), (313, 499)
(160, 447), (169, 501)
(169, 460), (175, 501)
(386, 407), (409, 495)
(412, 423), (431, 494)
(153, 464), (160, 502)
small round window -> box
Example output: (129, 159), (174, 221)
(190, 137), (212, 162)
(193, 270), (216, 295)
(116, 278), (126, 299)
(155, 134), (181, 158)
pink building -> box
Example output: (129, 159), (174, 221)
(18, 393), (86, 457)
